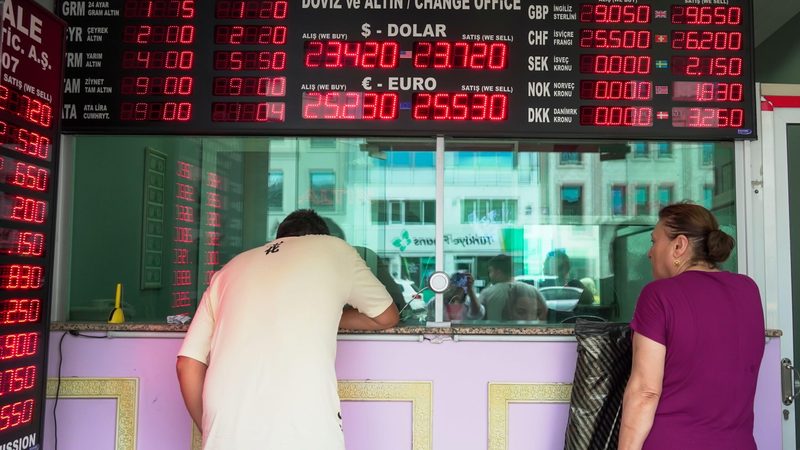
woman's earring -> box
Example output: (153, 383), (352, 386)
(673, 259), (681, 267)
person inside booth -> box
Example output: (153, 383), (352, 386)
(539, 249), (594, 307)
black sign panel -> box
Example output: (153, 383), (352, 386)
(57, 0), (756, 139)
(0, 0), (65, 447)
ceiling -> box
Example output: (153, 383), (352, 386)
(754, 0), (800, 46)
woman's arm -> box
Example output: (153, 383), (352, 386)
(618, 332), (666, 450)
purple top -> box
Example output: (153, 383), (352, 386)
(631, 271), (765, 450)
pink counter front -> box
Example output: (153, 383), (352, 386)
(43, 331), (783, 450)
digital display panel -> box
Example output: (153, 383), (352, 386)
(0, 0), (65, 447)
(57, 0), (756, 139)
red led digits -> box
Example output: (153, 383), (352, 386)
(0, 332), (38, 359)
(122, 51), (194, 69)
(672, 107), (744, 128)
(215, 25), (287, 45)
(671, 31), (742, 51)
(0, 265), (44, 290)
(0, 299), (41, 324)
(122, 25), (195, 44)
(0, 228), (46, 257)
(7, 161), (49, 192)
(412, 93), (508, 121)
(123, 0), (196, 18)
(671, 56), (743, 77)
(672, 82), (744, 102)
(0, 121), (51, 161)
(671, 6), (742, 25)
(0, 399), (34, 431)
(4, 195), (47, 224)
(120, 102), (192, 121)
(304, 41), (399, 69)
(413, 41), (508, 70)
(0, 365), (37, 396)
(215, 0), (287, 19)
(121, 77), (194, 96)
(0, 86), (53, 129)
(211, 102), (286, 122)
(579, 4), (651, 23)
(213, 77), (286, 97)
(214, 51), (286, 71)
(301, 92), (398, 120)
(579, 55), (651, 74)
(579, 81), (652, 101)
(579, 106), (653, 127)
(579, 29), (651, 49)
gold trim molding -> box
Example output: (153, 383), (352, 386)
(190, 381), (433, 450)
(339, 381), (433, 450)
(488, 383), (572, 450)
(46, 377), (138, 450)
(192, 424), (202, 450)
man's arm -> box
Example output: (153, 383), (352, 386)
(176, 356), (208, 430)
(618, 332), (666, 450)
(340, 303), (399, 330)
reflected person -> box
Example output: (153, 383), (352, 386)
(540, 249), (594, 306)
(427, 272), (485, 321)
(502, 282), (547, 321)
(480, 254), (515, 320)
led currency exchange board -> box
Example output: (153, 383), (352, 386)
(57, 0), (756, 139)
(0, 0), (65, 448)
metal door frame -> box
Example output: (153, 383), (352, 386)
(748, 83), (800, 449)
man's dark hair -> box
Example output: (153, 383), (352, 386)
(276, 209), (330, 238)
(488, 254), (512, 276)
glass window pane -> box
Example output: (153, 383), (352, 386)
(612, 185), (626, 215)
(414, 152), (434, 168)
(267, 170), (283, 209)
(372, 200), (387, 224)
(658, 185), (674, 209)
(561, 185), (583, 216)
(635, 186), (650, 216)
(442, 139), (736, 327)
(423, 201), (435, 224)
(310, 171), (336, 211)
(405, 200), (422, 224)
(389, 151), (411, 167)
(63, 137), (736, 328)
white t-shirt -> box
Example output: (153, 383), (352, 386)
(178, 235), (393, 450)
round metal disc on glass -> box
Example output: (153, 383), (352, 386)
(428, 271), (450, 294)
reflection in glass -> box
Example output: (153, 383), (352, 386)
(64, 136), (737, 326)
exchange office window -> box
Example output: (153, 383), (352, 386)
(62, 137), (736, 327)
(440, 139), (737, 327)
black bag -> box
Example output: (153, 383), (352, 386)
(564, 320), (633, 450)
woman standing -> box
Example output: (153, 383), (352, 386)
(619, 203), (765, 450)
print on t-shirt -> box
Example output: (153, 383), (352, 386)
(264, 241), (283, 255)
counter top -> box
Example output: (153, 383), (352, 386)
(50, 322), (783, 337)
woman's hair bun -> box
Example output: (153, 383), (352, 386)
(706, 229), (735, 263)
